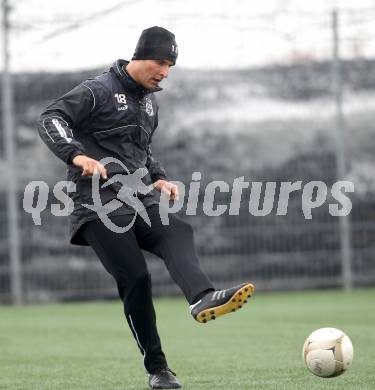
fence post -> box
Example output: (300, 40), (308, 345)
(2, 0), (22, 304)
(332, 8), (353, 290)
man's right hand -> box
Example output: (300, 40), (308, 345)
(72, 155), (108, 179)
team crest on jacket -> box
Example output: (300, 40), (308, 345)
(145, 97), (154, 117)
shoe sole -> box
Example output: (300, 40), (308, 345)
(195, 283), (255, 323)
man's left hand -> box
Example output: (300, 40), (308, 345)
(154, 180), (179, 201)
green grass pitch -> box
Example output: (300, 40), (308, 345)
(1, 289), (374, 389)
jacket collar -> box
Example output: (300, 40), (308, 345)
(110, 59), (162, 97)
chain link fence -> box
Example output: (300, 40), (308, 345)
(1, 4), (375, 303)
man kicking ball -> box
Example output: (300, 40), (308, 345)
(38, 26), (254, 389)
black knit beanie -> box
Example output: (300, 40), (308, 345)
(132, 26), (178, 65)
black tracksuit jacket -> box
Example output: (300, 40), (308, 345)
(38, 59), (167, 245)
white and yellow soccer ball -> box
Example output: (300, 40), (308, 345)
(302, 327), (353, 377)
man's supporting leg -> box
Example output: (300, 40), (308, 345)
(121, 274), (168, 373)
(80, 217), (168, 373)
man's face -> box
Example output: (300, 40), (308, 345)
(136, 59), (173, 89)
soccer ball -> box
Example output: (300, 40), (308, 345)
(302, 327), (353, 377)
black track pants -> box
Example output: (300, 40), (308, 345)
(80, 205), (214, 373)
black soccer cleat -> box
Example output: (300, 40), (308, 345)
(148, 368), (182, 389)
(189, 283), (255, 323)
